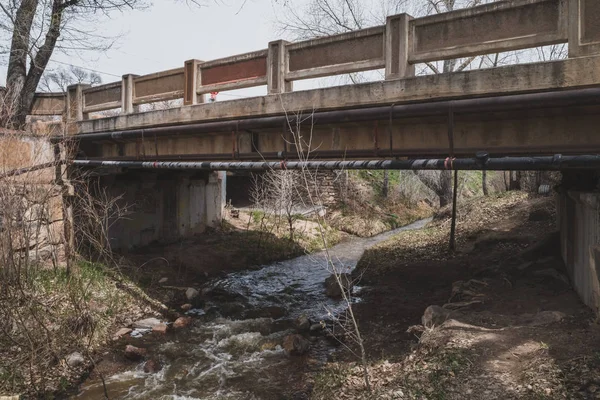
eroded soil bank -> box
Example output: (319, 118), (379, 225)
(312, 192), (600, 399)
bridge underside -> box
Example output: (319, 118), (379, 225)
(79, 102), (600, 161)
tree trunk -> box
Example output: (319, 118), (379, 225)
(482, 170), (489, 195)
(438, 170), (453, 207)
(382, 170), (389, 198)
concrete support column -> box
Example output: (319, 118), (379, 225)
(184, 59), (204, 105)
(267, 40), (292, 94)
(557, 170), (600, 316)
(205, 171), (226, 226)
(121, 74), (138, 114)
(568, 0), (600, 57)
(66, 84), (90, 123)
(385, 13), (415, 80)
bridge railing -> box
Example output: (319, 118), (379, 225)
(31, 0), (600, 121)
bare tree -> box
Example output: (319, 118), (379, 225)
(40, 66), (102, 93)
(0, 0), (211, 129)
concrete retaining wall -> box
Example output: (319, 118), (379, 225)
(102, 171), (225, 250)
(557, 190), (600, 314)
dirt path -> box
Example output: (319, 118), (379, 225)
(312, 193), (600, 399)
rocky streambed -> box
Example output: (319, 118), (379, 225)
(75, 219), (431, 399)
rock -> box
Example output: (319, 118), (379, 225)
(158, 277), (168, 284)
(132, 317), (162, 329)
(283, 334), (311, 356)
(186, 287), (200, 301)
(422, 305), (450, 328)
(152, 323), (168, 335)
(66, 352), (85, 367)
(124, 345), (147, 361)
(181, 304), (193, 311)
(324, 273), (353, 298)
(295, 314), (311, 331)
(530, 311), (566, 326)
(310, 323), (324, 334)
(113, 327), (132, 340)
(173, 317), (192, 329)
(143, 359), (162, 373)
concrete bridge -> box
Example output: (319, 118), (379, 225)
(22, 0), (600, 316)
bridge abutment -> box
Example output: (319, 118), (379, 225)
(556, 170), (600, 315)
(101, 170), (225, 250)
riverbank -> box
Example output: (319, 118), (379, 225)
(311, 192), (600, 399)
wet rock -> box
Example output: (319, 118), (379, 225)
(173, 317), (192, 330)
(283, 334), (311, 356)
(124, 345), (147, 361)
(180, 304), (193, 311)
(152, 323), (168, 335)
(186, 287), (200, 301)
(132, 317), (162, 329)
(158, 277), (168, 284)
(143, 359), (162, 373)
(295, 314), (311, 332)
(66, 352), (85, 367)
(325, 273), (353, 298)
(422, 305), (450, 328)
(113, 327), (132, 340)
(218, 302), (246, 317)
(310, 323), (324, 335)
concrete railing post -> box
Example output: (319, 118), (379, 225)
(267, 40), (292, 94)
(568, 0), (600, 57)
(385, 13), (414, 80)
(66, 83), (90, 122)
(121, 74), (138, 114)
(184, 59), (204, 105)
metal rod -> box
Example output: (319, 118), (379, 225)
(450, 170), (459, 252)
(72, 154), (600, 171)
(72, 88), (600, 142)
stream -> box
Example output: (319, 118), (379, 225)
(75, 218), (430, 400)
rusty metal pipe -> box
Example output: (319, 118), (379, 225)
(73, 154), (600, 171)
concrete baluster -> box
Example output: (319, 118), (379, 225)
(568, 0), (600, 57)
(385, 13), (414, 80)
(184, 59), (204, 105)
(66, 84), (90, 122)
(267, 40), (292, 94)
(121, 74), (138, 114)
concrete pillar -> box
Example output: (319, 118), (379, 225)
(184, 59), (204, 105)
(66, 84), (90, 122)
(121, 74), (138, 114)
(568, 0), (600, 57)
(267, 40), (292, 94)
(385, 13), (415, 80)
(205, 171), (226, 226)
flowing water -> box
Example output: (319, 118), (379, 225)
(76, 218), (430, 400)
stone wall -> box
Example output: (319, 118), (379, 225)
(0, 129), (65, 266)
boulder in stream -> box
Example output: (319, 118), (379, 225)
(325, 273), (353, 298)
(132, 317), (162, 329)
(143, 359), (162, 373)
(295, 314), (311, 332)
(283, 334), (311, 356)
(186, 287), (200, 301)
(124, 345), (147, 361)
(173, 316), (192, 329)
